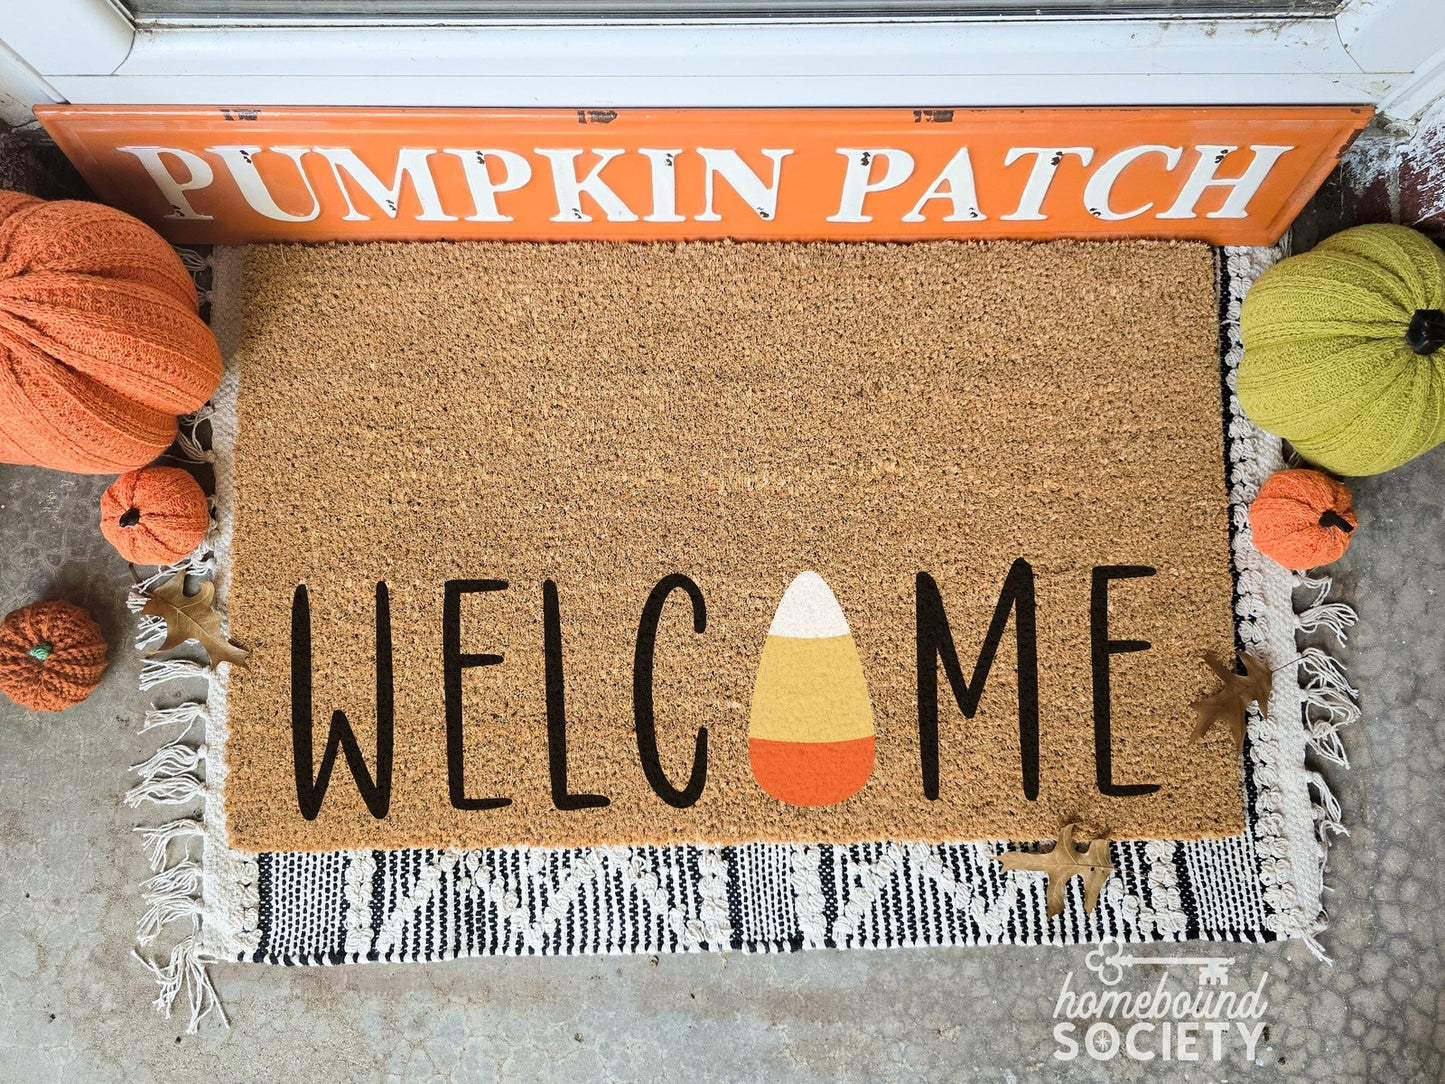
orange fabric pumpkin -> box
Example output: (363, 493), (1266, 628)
(0, 190), (223, 474)
(100, 465), (210, 564)
(0, 600), (108, 711)
(1249, 469), (1358, 571)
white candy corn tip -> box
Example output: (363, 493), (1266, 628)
(767, 571), (851, 638)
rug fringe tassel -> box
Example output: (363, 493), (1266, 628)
(1297, 607), (1358, 770)
(1307, 770), (1347, 842)
(1300, 923), (1333, 966)
(1295, 572), (1357, 646)
(132, 939), (228, 1035)
(128, 553), (218, 610)
(1300, 691), (1358, 769)
(126, 258), (229, 1035)
(138, 659), (210, 691)
(125, 731), (207, 808)
(127, 705), (225, 1031)
(135, 818), (205, 872)
(139, 701), (208, 737)
(129, 796), (226, 1032)
(172, 411), (216, 465)
(132, 740), (206, 781)
(1296, 601), (1356, 644)
(176, 249), (214, 311)
(134, 614), (167, 652)
(1290, 567), (1357, 964)
(124, 772), (205, 808)
(137, 861), (205, 945)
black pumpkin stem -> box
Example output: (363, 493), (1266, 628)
(119, 507), (142, 528)
(1319, 509), (1355, 534)
(1406, 309), (1445, 356)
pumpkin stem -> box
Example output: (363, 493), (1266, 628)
(1406, 309), (1445, 356)
(1319, 509), (1355, 534)
(27, 642), (52, 662)
(118, 507), (141, 528)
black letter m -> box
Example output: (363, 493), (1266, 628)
(916, 561), (1040, 802)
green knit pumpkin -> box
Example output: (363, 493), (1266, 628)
(1238, 223), (1445, 476)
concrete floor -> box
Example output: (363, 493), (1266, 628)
(2, 125), (1444, 1082)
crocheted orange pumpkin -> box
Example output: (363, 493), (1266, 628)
(100, 466), (210, 565)
(1249, 469), (1358, 571)
(0, 190), (223, 474)
(0, 600), (108, 711)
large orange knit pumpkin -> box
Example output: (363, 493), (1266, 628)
(0, 600), (108, 711)
(0, 191), (222, 473)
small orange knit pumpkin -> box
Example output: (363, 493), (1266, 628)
(0, 190), (223, 474)
(1249, 469), (1358, 571)
(0, 600), (108, 711)
(100, 466), (210, 564)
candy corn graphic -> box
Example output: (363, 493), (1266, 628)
(748, 571), (875, 806)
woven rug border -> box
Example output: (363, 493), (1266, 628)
(123, 244), (1358, 1032)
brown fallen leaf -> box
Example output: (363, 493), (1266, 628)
(1192, 650), (1271, 750)
(994, 822), (1114, 917)
(141, 572), (249, 671)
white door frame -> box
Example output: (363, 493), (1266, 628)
(1, 0), (1443, 126)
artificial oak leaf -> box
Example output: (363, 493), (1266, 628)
(994, 822), (1114, 917)
(1191, 650), (1271, 750)
(140, 572), (249, 670)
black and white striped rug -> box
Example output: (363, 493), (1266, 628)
(125, 246), (1355, 1031)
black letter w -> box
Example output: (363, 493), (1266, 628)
(291, 582), (394, 820)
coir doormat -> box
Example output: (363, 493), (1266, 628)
(218, 239), (1243, 854)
